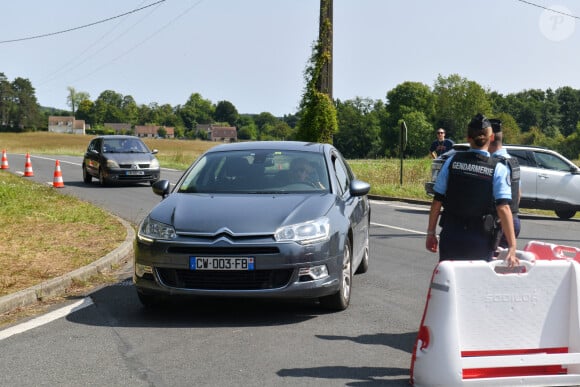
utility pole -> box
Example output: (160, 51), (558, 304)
(317, 0), (333, 99)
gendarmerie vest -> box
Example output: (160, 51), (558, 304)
(444, 151), (498, 219)
(496, 156), (520, 214)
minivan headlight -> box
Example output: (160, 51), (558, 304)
(275, 217), (330, 245)
(138, 216), (176, 241)
(107, 159), (120, 168)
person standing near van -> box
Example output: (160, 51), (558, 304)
(429, 128), (454, 158)
(488, 118), (521, 248)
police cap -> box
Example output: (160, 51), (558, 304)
(468, 113), (491, 130)
(489, 118), (502, 133)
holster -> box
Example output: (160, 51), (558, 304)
(489, 216), (503, 251)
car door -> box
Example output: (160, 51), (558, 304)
(84, 138), (102, 176)
(507, 149), (537, 203)
(331, 151), (369, 267)
(532, 150), (580, 206)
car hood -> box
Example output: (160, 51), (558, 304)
(148, 193), (336, 235)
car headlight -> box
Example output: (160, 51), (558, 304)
(138, 216), (176, 241)
(150, 158), (160, 169)
(274, 217), (330, 245)
(107, 159), (120, 168)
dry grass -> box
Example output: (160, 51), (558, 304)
(0, 172), (126, 297)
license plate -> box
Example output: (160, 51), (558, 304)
(190, 257), (255, 270)
(126, 170), (144, 176)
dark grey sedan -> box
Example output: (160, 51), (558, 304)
(134, 141), (371, 310)
(82, 135), (160, 186)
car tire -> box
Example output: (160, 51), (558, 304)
(98, 167), (108, 186)
(555, 209), (576, 219)
(320, 239), (352, 311)
(355, 222), (370, 275)
(82, 164), (92, 184)
(355, 246), (369, 275)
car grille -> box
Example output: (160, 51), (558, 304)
(119, 163), (150, 168)
(156, 268), (293, 290)
(167, 246), (279, 254)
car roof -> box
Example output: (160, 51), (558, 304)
(95, 135), (140, 140)
(206, 141), (331, 154)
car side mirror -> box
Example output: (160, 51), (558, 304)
(152, 180), (171, 198)
(350, 179), (371, 197)
(151, 149), (159, 155)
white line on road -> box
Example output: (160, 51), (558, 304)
(371, 222), (426, 235)
(0, 297), (93, 341)
(31, 155), (81, 167)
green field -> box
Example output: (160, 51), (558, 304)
(0, 132), (434, 200)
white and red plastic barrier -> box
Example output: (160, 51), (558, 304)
(524, 241), (580, 263)
(410, 255), (580, 386)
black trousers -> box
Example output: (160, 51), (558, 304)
(438, 221), (494, 261)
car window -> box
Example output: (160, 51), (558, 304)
(332, 153), (351, 195)
(533, 151), (571, 172)
(177, 150), (330, 194)
(87, 139), (100, 153)
(101, 138), (148, 153)
(507, 149), (533, 167)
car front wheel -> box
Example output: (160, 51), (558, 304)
(320, 239), (352, 311)
(355, 223), (370, 274)
(82, 165), (92, 184)
(555, 209), (576, 219)
(98, 168), (108, 186)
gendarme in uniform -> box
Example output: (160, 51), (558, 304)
(489, 118), (521, 248)
(430, 114), (512, 261)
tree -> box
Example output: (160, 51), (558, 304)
(66, 86), (90, 116)
(433, 74), (492, 140)
(11, 77), (41, 131)
(384, 82), (435, 155)
(214, 100), (239, 126)
(0, 73), (13, 128)
(399, 111), (433, 158)
(556, 86), (580, 136)
(237, 115), (258, 140)
(386, 81), (435, 124)
(295, 0), (337, 144)
(121, 95), (138, 124)
(490, 112), (521, 145)
(334, 98), (381, 158)
(76, 99), (95, 126)
(179, 93), (215, 134)
(94, 90), (124, 124)
(157, 127), (167, 138)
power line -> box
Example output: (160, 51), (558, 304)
(0, 0), (166, 44)
(515, 0), (580, 20)
(66, 1), (203, 86)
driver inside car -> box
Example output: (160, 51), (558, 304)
(290, 158), (324, 188)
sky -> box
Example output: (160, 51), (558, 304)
(1, 0), (579, 117)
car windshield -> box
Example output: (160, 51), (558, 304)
(177, 150), (330, 194)
(103, 138), (149, 153)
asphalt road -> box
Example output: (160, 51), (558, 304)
(2, 153), (580, 386)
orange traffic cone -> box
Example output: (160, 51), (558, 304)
(1, 149), (9, 170)
(23, 153), (34, 177)
(52, 160), (64, 188)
